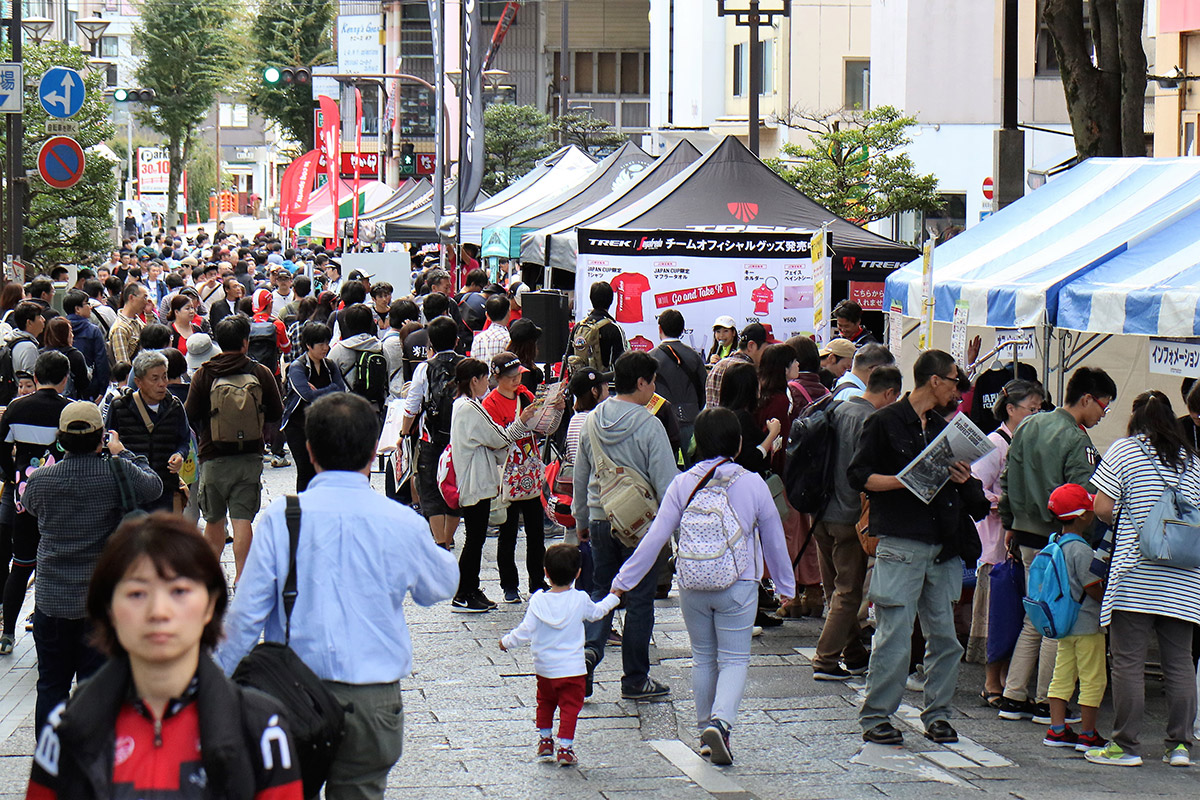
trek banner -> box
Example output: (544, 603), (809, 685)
(576, 229), (817, 355)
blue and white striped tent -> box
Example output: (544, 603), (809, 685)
(883, 158), (1200, 330)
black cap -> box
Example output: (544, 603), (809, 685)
(482, 283), (506, 295)
(568, 367), (612, 397)
(509, 318), (542, 344)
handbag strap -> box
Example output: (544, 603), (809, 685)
(684, 459), (727, 507)
(283, 495), (301, 646)
(131, 392), (155, 433)
(585, 412), (616, 473)
(108, 456), (138, 515)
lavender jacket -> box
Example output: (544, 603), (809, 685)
(611, 457), (796, 598)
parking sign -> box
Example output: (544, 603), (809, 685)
(0, 64), (23, 114)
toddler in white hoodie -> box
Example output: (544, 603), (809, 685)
(500, 543), (621, 766)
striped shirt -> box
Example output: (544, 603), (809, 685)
(1091, 434), (1200, 626)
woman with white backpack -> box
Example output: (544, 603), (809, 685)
(610, 407), (794, 766)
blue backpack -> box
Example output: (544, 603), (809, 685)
(1022, 532), (1087, 639)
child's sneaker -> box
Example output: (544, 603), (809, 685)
(1084, 742), (1143, 767)
(1163, 744), (1191, 767)
(537, 737), (554, 759)
(1043, 726), (1079, 748)
(556, 746), (577, 767)
(1074, 730), (1107, 752)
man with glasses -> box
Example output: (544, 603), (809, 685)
(848, 350), (989, 746)
(995, 366), (1116, 724)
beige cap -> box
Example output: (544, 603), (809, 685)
(59, 401), (103, 434)
(180, 256), (199, 267)
(819, 338), (857, 359)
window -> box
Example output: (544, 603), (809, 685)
(555, 51), (651, 97)
(597, 52), (617, 94)
(761, 39), (774, 95)
(218, 103), (249, 128)
(574, 52), (594, 93)
(100, 35), (118, 58)
(481, 1), (512, 23)
(733, 43), (744, 96)
(105, 64), (117, 88)
(844, 59), (869, 109)
(1184, 112), (1200, 157)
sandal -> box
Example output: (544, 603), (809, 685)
(980, 690), (1003, 709)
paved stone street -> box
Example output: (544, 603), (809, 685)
(0, 461), (1196, 797)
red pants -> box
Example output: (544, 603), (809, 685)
(536, 674), (586, 740)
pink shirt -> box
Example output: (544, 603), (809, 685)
(971, 424), (1012, 565)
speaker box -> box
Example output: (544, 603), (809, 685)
(521, 290), (570, 365)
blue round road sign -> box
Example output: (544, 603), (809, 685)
(38, 67), (85, 119)
(37, 136), (86, 189)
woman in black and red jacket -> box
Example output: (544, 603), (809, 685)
(26, 514), (302, 800)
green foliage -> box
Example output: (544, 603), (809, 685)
(483, 104), (552, 193)
(134, 0), (237, 226)
(765, 105), (942, 224)
(185, 150), (217, 222)
(0, 41), (119, 269)
(549, 111), (627, 157)
(244, 0), (335, 150)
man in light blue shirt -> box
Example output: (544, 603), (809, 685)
(217, 392), (459, 799)
(832, 343), (894, 400)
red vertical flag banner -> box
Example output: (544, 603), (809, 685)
(279, 150), (321, 229)
(353, 88), (363, 247)
(318, 94), (341, 249)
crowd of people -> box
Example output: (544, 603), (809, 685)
(0, 226), (1197, 796)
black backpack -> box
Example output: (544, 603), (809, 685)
(351, 349), (389, 411)
(422, 352), (462, 439)
(0, 344), (15, 405)
(784, 395), (843, 514)
(247, 319), (280, 373)
(232, 496), (345, 799)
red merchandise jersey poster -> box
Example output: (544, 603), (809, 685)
(751, 283), (774, 315)
(610, 271), (651, 323)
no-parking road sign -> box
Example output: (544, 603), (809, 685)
(37, 136), (86, 189)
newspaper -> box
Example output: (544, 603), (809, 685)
(897, 414), (995, 504)
(527, 380), (567, 435)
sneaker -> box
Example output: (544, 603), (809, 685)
(844, 659), (870, 676)
(750, 625), (764, 637)
(1043, 726), (1080, 748)
(0, 635), (12, 655)
(621, 678), (670, 700)
(1084, 742), (1143, 767)
(1164, 744), (1191, 767)
(607, 630), (623, 647)
(537, 737), (554, 758)
(450, 594), (491, 613)
(24, 614), (32, 632)
(905, 666), (926, 692)
(473, 590), (499, 609)
(270, 454), (291, 468)
(556, 746), (577, 766)
(699, 740), (712, 757)
(813, 664), (853, 682)
(701, 721), (732, 765)
(1075, 731), (1107, 752)
(996, 697), (1035, 721)
(502, 590), (521, 604)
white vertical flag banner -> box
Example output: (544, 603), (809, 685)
(811, 227), (830, 344)
(918, 237), (934, 350)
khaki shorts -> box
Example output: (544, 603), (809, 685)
(198, 453), (263, 523)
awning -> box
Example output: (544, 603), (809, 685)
(883, 157), (1200, 328)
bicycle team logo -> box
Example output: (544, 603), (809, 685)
(727, 201), (759, 223)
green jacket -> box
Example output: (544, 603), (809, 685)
(999, 407), (1099, 547)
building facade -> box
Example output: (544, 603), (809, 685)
(1153, 0), (1200, 156)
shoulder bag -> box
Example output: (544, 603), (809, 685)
(585, 413), (658, 547)
(232, 496), (346, 798)
(1135, 443), (1200, 568)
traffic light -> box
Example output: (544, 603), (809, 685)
(399, 142), (415, 175)
(263, 66), (311, 86)
(113, 88), (156, 102)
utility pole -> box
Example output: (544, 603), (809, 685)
(559, 0), (569, 136)
(716, 1), (790, 158)
(7, 0), (22, 268)
(993, 0), (1024, 210)
(748, 0), (760, 155)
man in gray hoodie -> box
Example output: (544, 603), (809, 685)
(573, 351), (678, 700)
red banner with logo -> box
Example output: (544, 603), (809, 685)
(352, 88), (363, 246)
(279, 150), (320, 229)
(317, 94), (341, 248)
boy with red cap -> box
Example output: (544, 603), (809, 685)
(1042, 483), (1108, 752)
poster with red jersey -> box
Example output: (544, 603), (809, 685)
(575, 229), (816, 355)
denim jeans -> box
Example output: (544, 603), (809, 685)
(860, 537), (964, 732)
(33, 609), (106, 735)
(584, 521), (659, 691)
(679, 580), (757, 729)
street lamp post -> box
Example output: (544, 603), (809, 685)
(715, 1), (790, 156)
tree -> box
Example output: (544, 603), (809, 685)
(549, 111), (628, 156)
(766, 105), (943, 225)
(2, 41), (118, 268)
(185, 150), (217, 225)
(134, 0), (236, 227)
(244, 0), (335, 151)
(483, 104), (552, 193)
(1042, 0), (1147, 158)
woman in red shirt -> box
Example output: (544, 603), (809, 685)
(26, 515), (303, 799)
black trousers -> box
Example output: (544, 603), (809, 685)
(497, 497), (547, 594)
